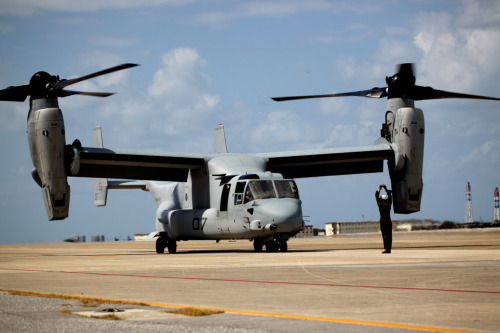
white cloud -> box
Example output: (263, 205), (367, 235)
(329, 0), (500, 116)
(413, 3), (500, 92)
(147, 48), (219, 134)
(317, 119), (377, 149)
(455, 0), (500, 27)
(249, 111), (315, 151)
(456, 140), (500, 170)
(334, 37), (421, 88)
(84, 48), (220, 149)
(149, 48), (209, 98)
(75, 51), (131, 87)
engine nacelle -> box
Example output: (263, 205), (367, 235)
(28, 99), (70, 220)
(389, 107), (424, 213)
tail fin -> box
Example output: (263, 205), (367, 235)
(92, 127), (147, 206)
(214, 124), (228, 154)
(93, 126), (104, 148)
(93, 127), (108, 206)
(94, 178), (108, 207)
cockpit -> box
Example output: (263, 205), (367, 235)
(234, 178), (299, 205)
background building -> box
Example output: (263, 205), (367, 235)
(325, 221), (412, 236)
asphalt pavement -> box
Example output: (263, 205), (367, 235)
(1, 229), (499, 333)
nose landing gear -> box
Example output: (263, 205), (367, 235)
(253, 239), (288, 252)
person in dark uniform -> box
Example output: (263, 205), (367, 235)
(375, 184), (392, 253)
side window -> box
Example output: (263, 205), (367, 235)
(275, 180), (300, 199)
(234, 181), (245, 205)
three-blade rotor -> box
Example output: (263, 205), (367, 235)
(272, 63), (500, 102)
(0, 63), (138, 102)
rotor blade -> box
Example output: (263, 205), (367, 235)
(50, 63), (139, 90)
(411, 85), (500, 101)
(272, 87), (387, 102)
(0, 85), (30, 102)
(57, 90), (115, 98)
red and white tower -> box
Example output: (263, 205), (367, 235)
(494, 187), (499, 223)
(464, 182), (474, 223)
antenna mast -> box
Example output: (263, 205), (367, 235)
(464, 182), (474, 223)
(494, 187), (499, 223)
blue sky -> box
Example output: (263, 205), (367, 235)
(0, 0), (499, 244)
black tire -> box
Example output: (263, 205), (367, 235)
(279, 241), (288, 252)
(265, 240), (279, 252)
(253, 240), (263, 252)
(167, 241), (177, 254)
(156, 237), (166, 254)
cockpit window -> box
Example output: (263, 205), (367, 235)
(275, 180), (300, 199)
(244, 180), (276, 203)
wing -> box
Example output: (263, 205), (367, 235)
(260, 138), (394, 178)
(73, 147), (208, 182)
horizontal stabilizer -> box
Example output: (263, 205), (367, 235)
(94, 179), (146, 207)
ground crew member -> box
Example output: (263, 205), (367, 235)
(376, 184), (392, 253)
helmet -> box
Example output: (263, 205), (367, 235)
(381, 194), (388, 200)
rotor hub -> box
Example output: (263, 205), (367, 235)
(29, 72), (58, 100)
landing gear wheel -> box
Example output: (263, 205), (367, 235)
(265, 240), (279, 252)
(279, 241), (288, 252)
(253, 240), (263, 252)
(167, 241), (177, 254)
(156, 237), (166, 254)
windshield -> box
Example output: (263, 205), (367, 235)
(244, 180), (276, 203)
(275, 180), (299, 199)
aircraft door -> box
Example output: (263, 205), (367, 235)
(220, 184), (231, 211)
(216, 183), (231, 233)
(229, 181), (250, 235)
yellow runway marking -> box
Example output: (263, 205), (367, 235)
(0, 288), (485, 333)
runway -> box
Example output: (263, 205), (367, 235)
(1, 229), (499, 332)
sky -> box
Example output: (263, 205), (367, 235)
(0, 0), (499, 244)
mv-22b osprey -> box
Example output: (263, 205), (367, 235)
(1, 63), (499, 253)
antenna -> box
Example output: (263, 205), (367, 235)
(494, 187), (499, 223)
(464, 182), (474, 223)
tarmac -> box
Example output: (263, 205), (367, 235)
(0, 228), (499, 333)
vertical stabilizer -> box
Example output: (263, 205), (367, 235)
(214, 124), (228, 154)
(93, 126), (104, 148)
(93, 126), (108, 206)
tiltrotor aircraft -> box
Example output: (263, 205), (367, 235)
(1, 63), (499, 253)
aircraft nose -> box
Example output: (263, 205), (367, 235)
(252, 199), (303, 231)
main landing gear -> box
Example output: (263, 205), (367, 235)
(156, 236), (177, 254)
(253, 239), (288, 252)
